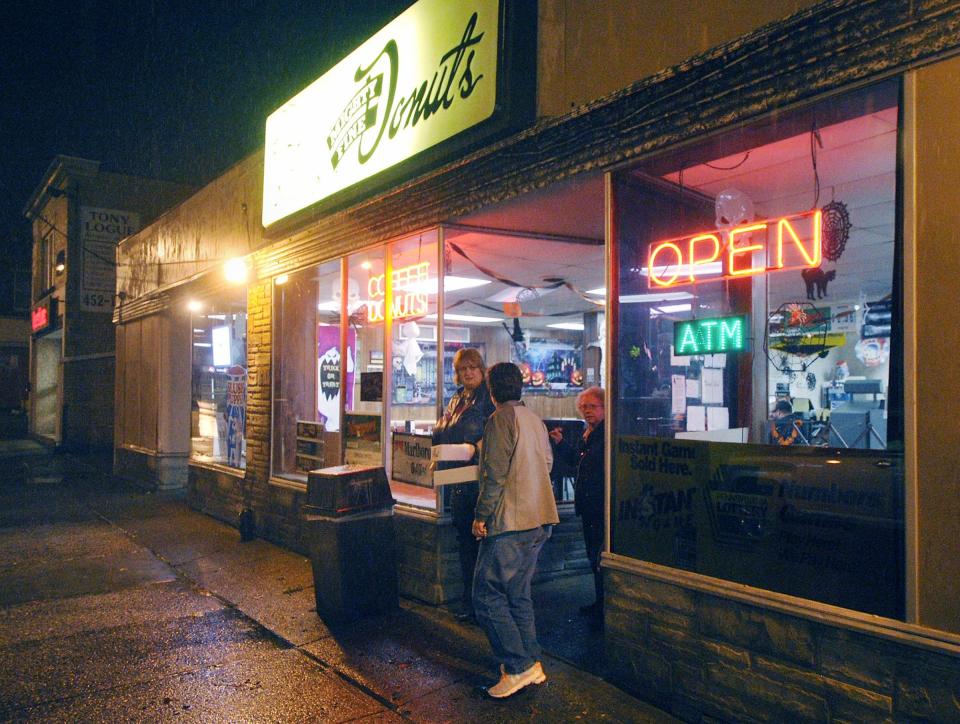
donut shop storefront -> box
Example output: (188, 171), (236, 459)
(114, 0), (960, 718)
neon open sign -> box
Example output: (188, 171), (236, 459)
(674, 315), (749, 355)
(367, 261), (430, 323)
(647, 210), (822, 288)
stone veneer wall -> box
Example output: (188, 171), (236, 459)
(604, 566), (960, 723)
(114, 446), (188, 491)
(187, 280), (590, 605)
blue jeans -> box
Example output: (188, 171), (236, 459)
(472, 525), (553, 675)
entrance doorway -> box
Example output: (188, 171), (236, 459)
(33, 332), (61, 442)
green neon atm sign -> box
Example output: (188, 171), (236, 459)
(673, 315), (749, 355)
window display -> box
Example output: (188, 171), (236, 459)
(269, 211), (609, 510)
(190, 289), (248, 468)
(271, 261), (343, 478)
(610, 80), (904, 618)
(441, 225), (606, 504)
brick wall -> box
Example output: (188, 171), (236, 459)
(244, 280), (271, 485)
(605, 567), (960, 722)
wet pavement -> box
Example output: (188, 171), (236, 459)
(0, 440), (677, 722)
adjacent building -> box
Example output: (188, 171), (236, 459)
(112, 1), (960, 720)
(24, 156), (191, 450)
(0, 250), (31, 434)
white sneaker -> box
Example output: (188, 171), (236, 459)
(488, 661), (546, 698)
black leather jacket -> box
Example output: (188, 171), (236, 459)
(432, 382), (494, 469)
(556, 420), (605, 523)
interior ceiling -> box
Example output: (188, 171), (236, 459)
(454, 174), (606, 241)
(636, 106), (897, 307)
(424, 98), (897, 328)
(443, 174), (607, 328)
(662, 108), (898, 212)
(403, 103), (897, 329)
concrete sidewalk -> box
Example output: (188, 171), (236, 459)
(2, 443), (678, 722)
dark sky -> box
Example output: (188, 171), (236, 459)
(0, 0), (413, 266)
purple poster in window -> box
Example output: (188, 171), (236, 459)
(317, 326), (355, 432)
(225, 364), (246, 467)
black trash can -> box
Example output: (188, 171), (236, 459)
(302, 465), (398, 623)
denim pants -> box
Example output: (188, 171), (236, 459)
(450, 484), (480, 612)
(472, 525), (553, 675)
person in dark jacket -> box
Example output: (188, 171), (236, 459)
(550, 386), (605, 622)
(432, 348), (494, 621)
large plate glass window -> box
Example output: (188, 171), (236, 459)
(386, 231), (441, 508)
(190, 288), (249, 469)
(442, 220), (606, 506)
(271, 260), (343, 479)
(343, 248), (388, 472)
(609, 80), (904, 618)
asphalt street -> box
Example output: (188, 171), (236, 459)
(0, 441), (677, 722)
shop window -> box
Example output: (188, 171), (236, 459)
(610, 80), (904, 618)
(441, 223), (606, 506)
(268, 213), (611, 513)
(344, 248), (388, 474)
(271, 261), (343, 479)
(385, 231), (441, 507)
(190, 289), (248, 469)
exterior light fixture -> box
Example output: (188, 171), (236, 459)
(187, 300), (202, 313)
(54, 250), (66, 274)
(224, 258), (249, 283)
(275, 273), (289, 285)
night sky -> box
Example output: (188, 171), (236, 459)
(0, 0), (413, 267)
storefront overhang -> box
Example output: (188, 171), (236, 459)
(116, 1), (960, 326)
(254, 0), (960, 279)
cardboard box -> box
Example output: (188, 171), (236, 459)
(433, 464), (478, 486)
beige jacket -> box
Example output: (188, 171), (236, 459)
(475, 401), (560, 536)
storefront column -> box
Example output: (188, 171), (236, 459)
(912, 55), (960, 635)
(245, 280), (272, 484)
(114, 307), (191, 490)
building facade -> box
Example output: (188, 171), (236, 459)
(113, 1), (960, 720)
(25, 156), (191, 450)
(0, 249), (31, 432)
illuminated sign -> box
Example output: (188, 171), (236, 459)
(211, 326), (232, 367)
(647, 210), (822, 288)
(31, 298), (56, 334)
(673, 315), (749, 355)
(31, 306), (49, 333)
(367, 261), (430, 323)
(263, 0), (501, 226)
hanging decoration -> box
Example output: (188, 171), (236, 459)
(515, 286), (540, 307)
(801, 266), (836, 300)
(446, 241), (604, 307)
(820, 200), (851, 262)
(395, 321), (423, 376)
(765, 300), (832, 376)
(714, 187), (755, 230)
